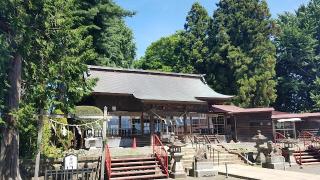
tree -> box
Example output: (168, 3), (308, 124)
(134, 31), (188, 72)
(76, 0), (136, 67)
(207, 0), (277, 107)
(135, 2), (210, 74)
(183, 2), (210, 74)
(0, 1), (27, 178)
(0, 0), (96, 178)
(275, 0), (320, 112)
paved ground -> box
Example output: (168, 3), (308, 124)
(216, 164), (320, 180)
(286, 164), (320, 175)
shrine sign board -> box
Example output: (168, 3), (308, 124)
(64, 154), (78, 170)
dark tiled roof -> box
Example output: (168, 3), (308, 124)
(88, 65), (233, 103)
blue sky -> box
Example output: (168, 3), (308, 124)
(115, 0), (310, 59)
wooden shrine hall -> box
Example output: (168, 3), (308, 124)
(81, 66), (233, 137)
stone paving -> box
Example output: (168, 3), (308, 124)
(216, 164), (320, 180)
(286, 164), (320, 175)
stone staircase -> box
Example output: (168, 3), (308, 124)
(181, 146), (197, 172)
(193, 135), (207, 144)
(293, 149), (320, 165)
(210, 145), (243, 165)
(109, 156), (167, 180)
(135, 136), (151, 147)
(205, 135), (220, 144)
(180, 144), (244, 175)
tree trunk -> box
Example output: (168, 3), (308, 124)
(0, 53), (22, 180)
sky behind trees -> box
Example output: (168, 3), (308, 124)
(115, 0), (310, 58)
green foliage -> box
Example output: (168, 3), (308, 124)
(275, 0), (320, 112)
(210, 0), (277, 108)
(311, 77), (320, 111)
(0, 35), (11, 125)
(183, 2), (210, 73)
(207, 0), (277, 107)
(135, 2), (210, 74)
(41, 110), (73, 159)
(74, 106), (103, 117)
(134, 31), (186, 72)
(136, 1), (276, 108)
(76, 0), (136, 67)
(15, 105), (38, 159)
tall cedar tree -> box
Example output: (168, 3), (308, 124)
(76, 0), (136, 67)
(0, 0), (96, 178)
(135, 2), (210, 74)
(182, 2), (210, 74)
(207, 0), (277, 107)
(275, 0), (320, 112)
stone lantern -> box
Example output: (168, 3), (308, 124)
(252, 130), (268, 164)
(168, 138), (187, 179)
(282, 134), (298, 166)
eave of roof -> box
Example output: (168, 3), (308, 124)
(88, 65), (203, 78)
(212, 105), (274, 114)
(271, 112), (320, 119)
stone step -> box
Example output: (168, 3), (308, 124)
(112, 161), (156, 167)
(111, 169), (160, 177)
(111, 157), (155, 162)
(300, 158), (320, 162)
(110, 174), (167, 180)
(111, 165), (160, 171)
(300, 161), (320, 165)
(297, 155), (320, 159)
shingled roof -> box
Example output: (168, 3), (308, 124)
(212, 105), (274, 114)
(88, 66), (232, 103)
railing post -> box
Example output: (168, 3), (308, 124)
(213, 148), (215, 165)
(225, 163), (228, 178)
(218, 151), (220, 166)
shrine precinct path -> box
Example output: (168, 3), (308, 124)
(216, 164), (320, 180)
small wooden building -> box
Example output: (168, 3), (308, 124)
(210, 105), (274, 141)
(271, 112), (320, 138)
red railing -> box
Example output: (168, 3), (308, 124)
(299, 131), (315, 148)
(105, 144), (112, 179)
(274, 132), (286, 143)
(299, 131), (320, 149)
(293, 143), (303, 166)
(153, 134), (168, 176)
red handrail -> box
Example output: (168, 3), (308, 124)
(153, 134), (168, 176)
(105, 144), (111, 179)
(274, 132), (286, 143)
(299, 131), (316, 148)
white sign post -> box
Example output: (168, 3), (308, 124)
(64, 154), (78, 170)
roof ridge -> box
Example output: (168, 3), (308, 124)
(88, 65), (204, 78)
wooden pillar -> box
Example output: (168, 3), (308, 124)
(141, 112), (144, 135)
(34, 109), (44, 180)
(183, 114), (187, 134)
(101, 106), (108, 180)
(118, 116), (122, 136)
(234, 116), (238, 141)
(150, 115), (155, 134)
(190, 115), (192, 134)
(207, 115), (210, 134)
